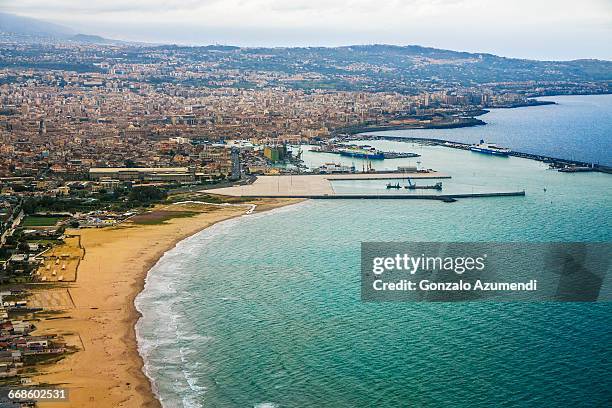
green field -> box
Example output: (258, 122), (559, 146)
(22, 216), (65, 227)
(130, 210), (197, 225)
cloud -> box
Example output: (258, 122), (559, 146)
(3, 0), (219, 14)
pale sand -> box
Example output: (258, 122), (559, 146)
(33, 198), (301, 408)
(207, 172), (449, 197)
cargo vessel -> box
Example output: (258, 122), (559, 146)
(405, 178), (443, 190)
(338, 146), (385, 160)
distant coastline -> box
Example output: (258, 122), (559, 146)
(331, 99), (555, 136)
(483, 99), (556, 109)
(342, 94), (612, 171)
(331, 117), (486, 136)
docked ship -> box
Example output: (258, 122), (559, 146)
(405, 178), (443, 190)
(338, 146), (385, 160)
(469, 140), (511, 156)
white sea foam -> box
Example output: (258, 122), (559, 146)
(135, 199), (310, 407)
(219, 296), (240, 301)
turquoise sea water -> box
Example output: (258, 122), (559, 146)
(136, 96), (612, 408)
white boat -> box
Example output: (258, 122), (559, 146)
(469, 139), (511, 156)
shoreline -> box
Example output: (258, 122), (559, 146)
(330, 116), (486, 136)
(330, 99), (557, 136)
(135, 198), (310, 404)
(33, 198), (302, 408)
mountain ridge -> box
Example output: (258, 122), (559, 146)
(1, 12), (610, 86)
(0, 12), (126, 45)
(1, 12), (611, 64)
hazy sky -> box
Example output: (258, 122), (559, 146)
(4, 0), (612, 60)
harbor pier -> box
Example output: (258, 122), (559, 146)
(206, 171), (449, 197)
(205, 171), (525, 201)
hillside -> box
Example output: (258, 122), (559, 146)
(0, 13), (610, 89)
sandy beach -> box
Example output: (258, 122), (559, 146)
(32, 198), (300, 408)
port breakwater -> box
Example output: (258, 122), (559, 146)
(228, 191), (526, 201)
(345, 135), (612, 174)
(327, 174), (451, 181)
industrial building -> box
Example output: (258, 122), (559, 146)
(89, 167), (196, 182)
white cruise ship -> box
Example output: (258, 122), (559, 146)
(469, 139), (511, 156)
